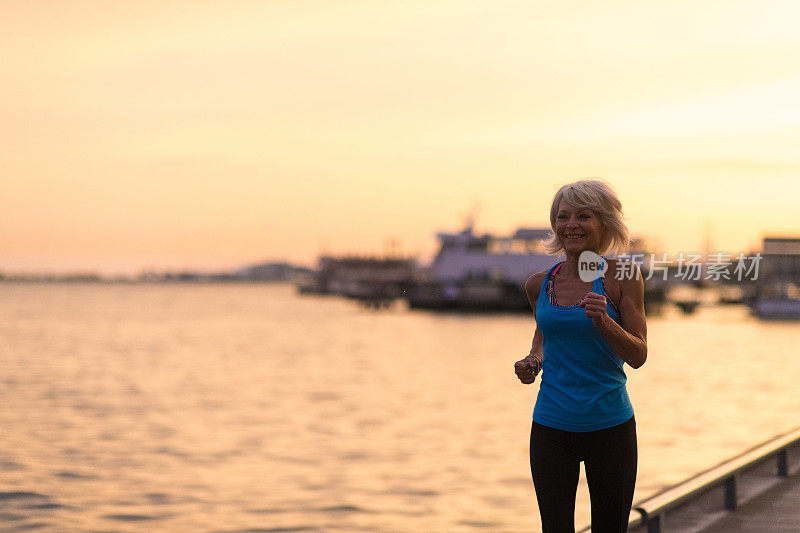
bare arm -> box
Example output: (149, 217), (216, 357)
(528, 327), (543, 361)
(515, 272), (546, 384)
(524, 272), (546, 362)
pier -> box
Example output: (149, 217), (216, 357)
(701, 473), (800, 531)
(577, 426), (800, 532)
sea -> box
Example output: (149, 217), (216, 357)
(1, 282), (799, 532)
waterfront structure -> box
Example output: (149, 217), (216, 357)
(578, 425), (800, 532)
(235, 261), (297, 281)
(296, 255), (417, 301)
(406, 225), (670, 312)
(407, 225), (561, 311)
(751, 237), (800, 319)
(297, 223), (668, 313)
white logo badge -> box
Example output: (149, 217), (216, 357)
(578, 251), (607, 282)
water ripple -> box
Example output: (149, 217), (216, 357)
(215, 528), (318, 533)
(1, 522), (51, 531)
(102, 514), (159, 522)
(0, 460), (25, 471)
(457, 520), (501, 528)
(55, 471), (97, 480)
(316, 505), (372, 513)
(0, 492), (49, 501)
(22, 503), (70, 510)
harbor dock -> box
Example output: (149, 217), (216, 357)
(701, 473), (800, 532)
(578, 426), (800, 532)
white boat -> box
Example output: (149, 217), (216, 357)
(407, 225), (561, 311)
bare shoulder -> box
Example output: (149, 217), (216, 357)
(606, 258), (644, 302)
(525, 270), (548, 297)
(524, 270), (548, 311)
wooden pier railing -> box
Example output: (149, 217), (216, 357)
(577, 425), (800, 532)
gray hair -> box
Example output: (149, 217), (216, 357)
(543, 178), (630, 256)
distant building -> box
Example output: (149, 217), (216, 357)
(751, 237), (800, 319)
(761, 237), (800, 283)
(297, 255), (417, 297)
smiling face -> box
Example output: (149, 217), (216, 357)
(555, 199), (605, 255)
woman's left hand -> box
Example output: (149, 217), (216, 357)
(579, 291), (609, 328)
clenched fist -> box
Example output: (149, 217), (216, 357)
(514, 356), (542, 385)
(579, 291), (610, 328)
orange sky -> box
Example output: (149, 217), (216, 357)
(2, 1), (800, 274)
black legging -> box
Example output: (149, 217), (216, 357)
(530, 416), (637, 533)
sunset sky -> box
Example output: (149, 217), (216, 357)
(2, 1), (800, 274)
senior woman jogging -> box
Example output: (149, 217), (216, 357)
(514, 179), (647, 533)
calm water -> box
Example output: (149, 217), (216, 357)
(1, 282), (799, 532)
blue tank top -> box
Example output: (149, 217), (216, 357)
(532, 259), (634, 432)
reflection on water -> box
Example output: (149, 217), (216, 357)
(0, 283), (798, 531)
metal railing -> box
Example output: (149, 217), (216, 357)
(577, 425), (800, 532)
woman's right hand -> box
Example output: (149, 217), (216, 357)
(514, 356), (541, 385)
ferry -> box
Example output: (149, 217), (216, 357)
(406, 224), (561, 311)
